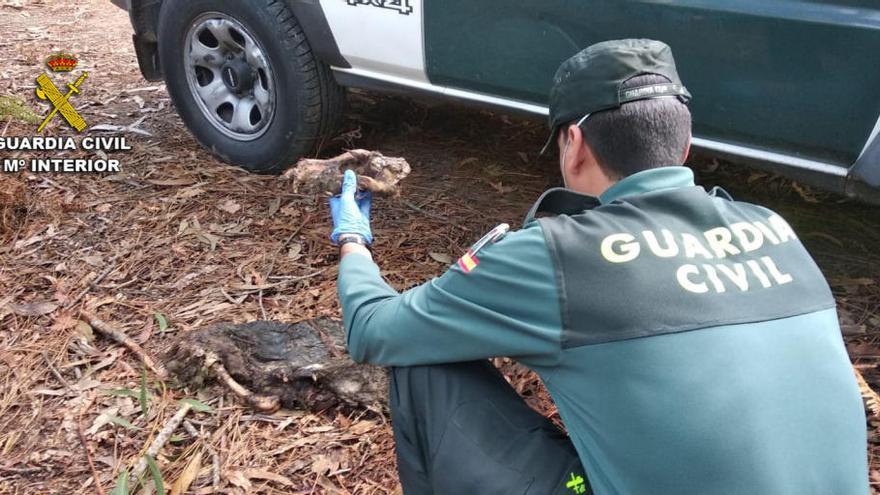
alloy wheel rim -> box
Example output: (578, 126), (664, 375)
(184, 13), (276, 141)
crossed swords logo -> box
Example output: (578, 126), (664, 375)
(35, 71), (89, 132)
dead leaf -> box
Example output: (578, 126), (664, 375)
(225, 470), (253, 490)
(244, 469), (293, 487)
(791, 181), (818, 203)
(315, 475), (345, 495)
(175, 186), (206, 199)
(842, 324), (867, 336)
(72, 378), (102, 392)
(217, 199), (241, 214)
(267, 197), (281, 216)
(8, 301), (57, 317)
(349, 420), (377, 435)
(288, 243), (303, 260)
(29, 388), (66, 396)
(94, 203), (112, 213)
(310, 454), (339, 475)
(89, 351), (119, 373)
(747, 171), (768, 184)
(136, 319), (153, 344)
(82, 255), (104, 267)
(86, 407), (121, 435)
(51, 313), (78, 331)
(428, 252), (452, 264)
(488, 181), (515, 194)
(77, 320), (94, 342)
(179, 218), (221, 250)
(171, 451), (202, 495)
(303, 425), (335, 434)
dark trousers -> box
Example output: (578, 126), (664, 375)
(389, 361), (592, 495)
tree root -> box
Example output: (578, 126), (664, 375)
(205, 352), (280, 413)
(281, 149), (411, 196)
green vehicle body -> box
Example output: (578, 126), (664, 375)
(117, 0), (880, 201)
(425, 1), (880, 197)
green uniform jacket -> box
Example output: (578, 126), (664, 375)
(337, 167), (868, 495)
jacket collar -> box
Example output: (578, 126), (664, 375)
(600, 166), (695, 203)
(524, 167), (696, 226)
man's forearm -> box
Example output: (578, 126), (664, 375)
(336, 247), (401, 363)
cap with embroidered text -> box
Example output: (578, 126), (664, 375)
(541, 39), (691, 154)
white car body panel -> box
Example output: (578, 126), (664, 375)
(320, 0), (428, 82)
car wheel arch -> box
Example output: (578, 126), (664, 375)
(129, 0), (349, 70)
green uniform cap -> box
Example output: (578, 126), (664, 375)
(541, 39), (692, 154)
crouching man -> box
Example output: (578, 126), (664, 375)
(329, 39), (868, 494)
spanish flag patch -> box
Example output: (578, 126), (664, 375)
(457, 250), (480, 273)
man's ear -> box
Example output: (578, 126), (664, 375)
(563, 124), (586, 178)
(681, 134), (692, 163)
(565, 124), (604, 180)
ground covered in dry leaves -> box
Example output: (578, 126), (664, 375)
(2, 0), (880, 493)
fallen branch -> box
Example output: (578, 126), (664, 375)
(130, 402), (192, 483)
(205, 352), (280, 413)
(80, 310), (168, 380)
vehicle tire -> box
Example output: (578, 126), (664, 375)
(157, 0), (344, 172)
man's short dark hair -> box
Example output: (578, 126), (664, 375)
(570, 74), (692, 179)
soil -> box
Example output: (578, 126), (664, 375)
(2, 0), (880, 493)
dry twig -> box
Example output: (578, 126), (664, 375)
(130, 402), (192, 483)
(41, 351), (72, 391)
(80, 310), (168, 379)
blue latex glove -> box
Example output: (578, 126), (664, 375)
(330, 169), (373, 245)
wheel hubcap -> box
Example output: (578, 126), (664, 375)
(221, 59), (253, 94)
(184, 13), (276, 140)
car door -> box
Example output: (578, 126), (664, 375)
(423, 0), (880, 170)
(320, 0), (428, 83)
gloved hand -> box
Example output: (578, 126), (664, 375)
(330, 169), (373, 245)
